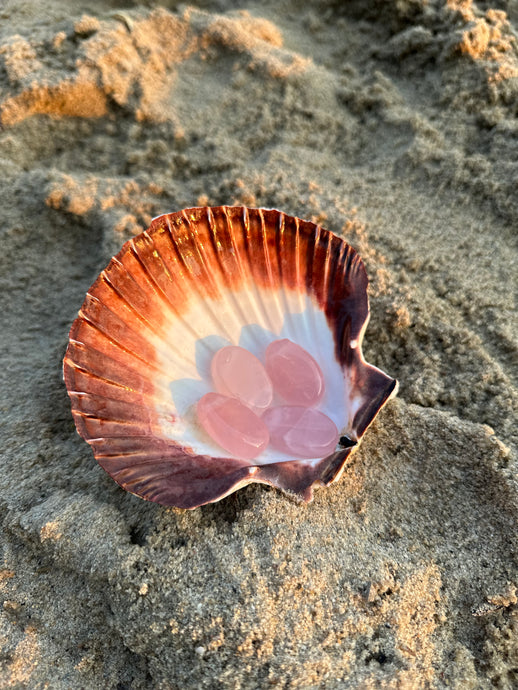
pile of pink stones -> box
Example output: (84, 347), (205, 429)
(197, 339), (339, 460)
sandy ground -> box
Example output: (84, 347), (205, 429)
(1, 0), (517, 687)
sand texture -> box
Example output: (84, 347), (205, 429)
(1, 0), (517, 687)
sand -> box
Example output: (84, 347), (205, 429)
(1, 0), (517, 687)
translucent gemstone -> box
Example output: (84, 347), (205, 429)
(211, 345), (273, 411)
(265, 339), (325, 406)
(197, 392), (269, 460)
(262, 406), (339, 459)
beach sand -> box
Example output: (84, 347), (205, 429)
(0, 0), (517, 687)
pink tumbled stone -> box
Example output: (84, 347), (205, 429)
(262, 406), (339, 459)
(197, 392), (269, 460)
(265, 339), (325, 406)
(211, 345), (273, 411)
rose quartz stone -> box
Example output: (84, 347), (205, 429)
(265, 339), (325, 406)
(211, 345), (273, 411)
(262, 406), (339, 459)
(197, 392), (269, 460)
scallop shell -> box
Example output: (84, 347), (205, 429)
(64, 206), (397, 508)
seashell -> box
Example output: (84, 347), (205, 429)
(63, 206), (397, 509)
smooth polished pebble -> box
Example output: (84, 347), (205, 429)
(211, 345), (273, 411)
(262, 405), (338, 458)
(197, 392), (269, 459)
(265, 339), (325, 406)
